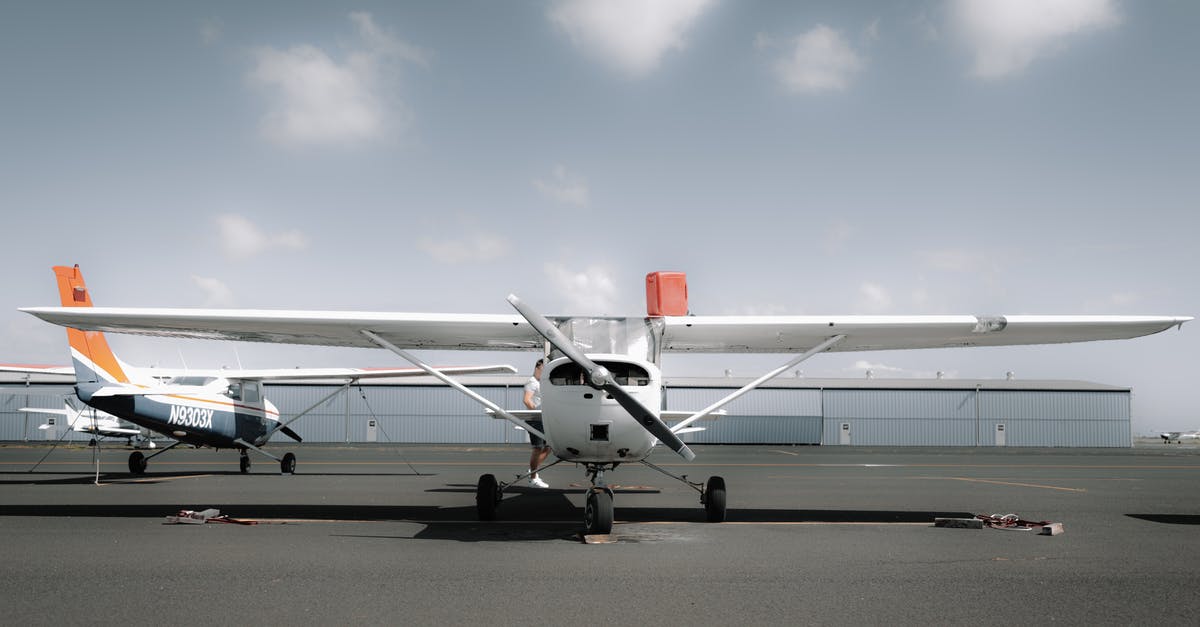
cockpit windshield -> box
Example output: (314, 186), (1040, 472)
(548, 361), (650, 386)
(167, 376), (219, 386)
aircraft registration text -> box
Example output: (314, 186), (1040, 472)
(169, 405), (214, 429)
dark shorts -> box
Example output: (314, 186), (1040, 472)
(527, 420), (547, 448)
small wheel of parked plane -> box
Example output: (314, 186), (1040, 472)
(128, 451), (147, 474)
(704, 476), (726, 523)
(476, 474), (500, 521)
(280, 452), (296, 474)
(239, 454), (251, 474)
(584, 489), (613, 534)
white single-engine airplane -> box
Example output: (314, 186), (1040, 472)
(1160, 430), (1200, 444)
(22, 268), (1190, 533)
(12, 266), (516, 476)
(0, 364), (152, 446)
(21, 403), (148, 446)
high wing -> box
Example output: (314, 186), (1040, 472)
(0, 364), (74, 376)
(658, 314), (1193, 353)
(0, 360), (514, 383)
(165, 364), (518, 382)
(19, 307), (1192, 353)
(19, 308), (540, 350)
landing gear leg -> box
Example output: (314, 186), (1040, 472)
(640, 459), (727, 523)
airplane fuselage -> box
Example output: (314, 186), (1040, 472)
(75, 382), (279, 449)
(540, 354), (660, 463)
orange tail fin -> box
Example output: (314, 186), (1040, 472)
(52, 265), (129, 384)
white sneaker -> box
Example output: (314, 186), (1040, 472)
(530, 476), (549, 488)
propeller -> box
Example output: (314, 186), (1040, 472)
(506, 294), (695, 461)
(278, 425), (303, 443)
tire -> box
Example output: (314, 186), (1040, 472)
(704, 476), (726, 523)
(239, 455), (251, 474)
(476, 474), (499, 521)
(128, 451), (147, 475)
(280, 452), (296, 474)
(585, 490), (613, 534)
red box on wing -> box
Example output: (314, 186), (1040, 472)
(646, 271), (688, 317)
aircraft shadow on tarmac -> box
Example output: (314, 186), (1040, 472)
(0, 470), (432, 485)
(0, 485), (978, 543)
(1126, 514), (1200, 525)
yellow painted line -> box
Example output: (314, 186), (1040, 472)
(936, 477), (1086, 493)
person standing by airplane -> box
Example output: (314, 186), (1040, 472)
(524, 358), (550, 488)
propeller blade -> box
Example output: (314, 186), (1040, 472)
(279, 426), (303, 443)
(506, 294), (695, 461)
(506, 294), (606, 385)
(604, 383), (696, 461)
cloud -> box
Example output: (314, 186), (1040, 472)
(191, 275), (235, 307)
(858, 282), (892, 313)
(543, 263), (619, 313)
(200, 18), (222, 45)
(216, 214), (308, 260)
(548, 0), (715, 77)
(773, 25), (865, 93)
(417, 232), (513, 265)
(823, 220), (855, 254)
(949, 0), (1120, 79)
(248, 12), (426, 145)
(848, 360), (954, 379)
(917, 248), (1003, 273)
(534, 165), (590, 206)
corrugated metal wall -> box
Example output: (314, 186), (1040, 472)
(666, 386), (822, 444)
(822, 389), (980, 446)
(1, 381), (1132, 447)
(979, 390), (1131, 447)
(0, 384), (88, 442)
(267, 384), (524, 444)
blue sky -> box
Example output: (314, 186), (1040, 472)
(1, 1), (1196, 432)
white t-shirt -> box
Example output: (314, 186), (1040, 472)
(524, 376), (541, 409)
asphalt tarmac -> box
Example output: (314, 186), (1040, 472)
(2, 442), (1198, 625)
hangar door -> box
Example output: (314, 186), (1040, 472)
(666, 387), (822, 444)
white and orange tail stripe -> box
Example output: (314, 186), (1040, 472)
(53, 265), (130, 384)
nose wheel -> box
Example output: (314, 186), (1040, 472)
(585, 488), (614, 534)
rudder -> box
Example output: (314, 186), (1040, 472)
(52, 265), (129, 384)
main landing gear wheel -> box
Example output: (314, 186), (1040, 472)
(704, 476), (726, 523)
(128, 451), (147, 474)
(476, 474), (500, 521)
(280, 452), (296, 474)
(239, 453), (251, 474)
(585, 489), (613, 534)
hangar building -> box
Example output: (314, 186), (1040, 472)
(0, 373), (1132, 447)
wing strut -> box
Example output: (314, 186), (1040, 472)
(359, 330), (545, 440)
(267, 382), (358, 442)
(670, 334), (847, 435)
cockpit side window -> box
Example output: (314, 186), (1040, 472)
(241, 381), (261, 404)
(227, 381), (242, 401)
